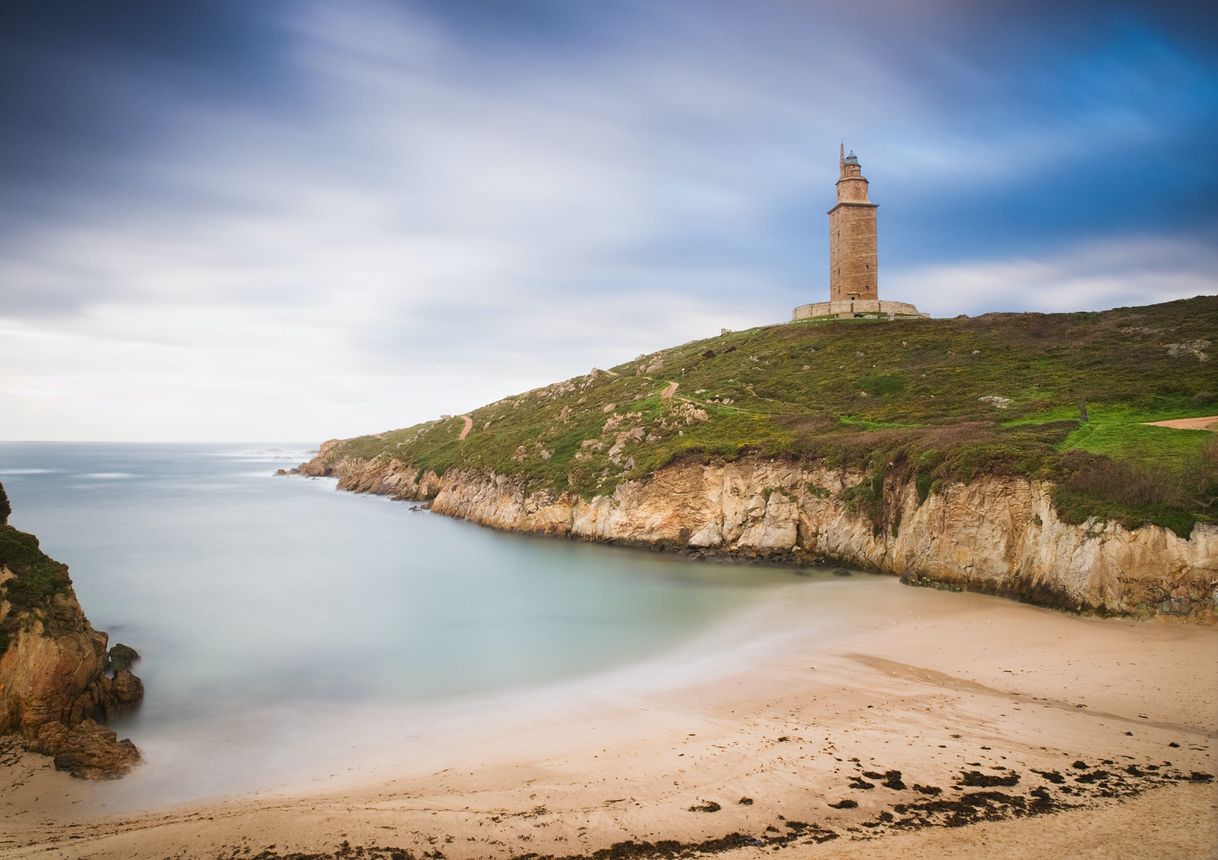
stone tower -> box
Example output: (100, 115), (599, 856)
(828, 143), (878, 302)
(790, 146), (924, 321)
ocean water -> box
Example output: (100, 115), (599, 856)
(0, 442), (827, 805)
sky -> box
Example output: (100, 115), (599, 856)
(1, 0), (1216, 442)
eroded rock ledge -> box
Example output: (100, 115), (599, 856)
(301, 445), (1218, 622)
(0, 481), (144, 778)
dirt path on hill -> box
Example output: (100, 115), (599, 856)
(1144, 416), (1218, 431)
(660, 381), (679, 398)
(457, 415), (473, 440)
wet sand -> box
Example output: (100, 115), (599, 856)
(1, 577), (1215, 859)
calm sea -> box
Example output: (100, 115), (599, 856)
(0, 442), (826, 805)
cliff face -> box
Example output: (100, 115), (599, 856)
(302, 448), (1218, 621)
(0, 483), (143, 779)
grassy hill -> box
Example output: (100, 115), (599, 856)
(328, 296), (1218, 537)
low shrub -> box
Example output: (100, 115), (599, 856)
(1050, 450), (1212, 538)
(0, 526), (72, 613)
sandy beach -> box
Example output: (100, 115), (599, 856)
(1, 576), (1215, 859)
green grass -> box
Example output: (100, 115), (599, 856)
(315, 297), (1218, 535)
(1009, 404), (1216, 473)
(1065, 422), (1210, 474)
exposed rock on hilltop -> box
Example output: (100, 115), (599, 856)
(0, 481), (143, 778)
(302, 297), (1218, 620)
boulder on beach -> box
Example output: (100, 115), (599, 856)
(0, 480), (145, 779)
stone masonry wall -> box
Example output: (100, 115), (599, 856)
(829, 201), (878, 302)
(792, 299), (927, 320)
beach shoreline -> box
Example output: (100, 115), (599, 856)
(2, 576), (1215, 859)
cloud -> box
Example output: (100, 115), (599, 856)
(1, 1), (1216, 440)
(888, 234), (1218, 317)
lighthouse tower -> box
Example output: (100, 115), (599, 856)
(791, 145), (926, 321)
(828, 144), (878, 302)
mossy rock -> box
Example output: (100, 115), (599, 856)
(108, 643), (140, 672)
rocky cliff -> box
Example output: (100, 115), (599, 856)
(0, 481), (144, 778)
(301, 448), (1218, 622)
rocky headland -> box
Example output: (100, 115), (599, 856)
(300, 451), (1217, 621)
(298, 298), (1218, 622)
(0, 481), (144, 778)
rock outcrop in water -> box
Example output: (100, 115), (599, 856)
(301, 450), (1218, 622)
(0, 481), (143, 778)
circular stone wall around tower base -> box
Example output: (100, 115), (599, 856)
(791, 298), (928, 321)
